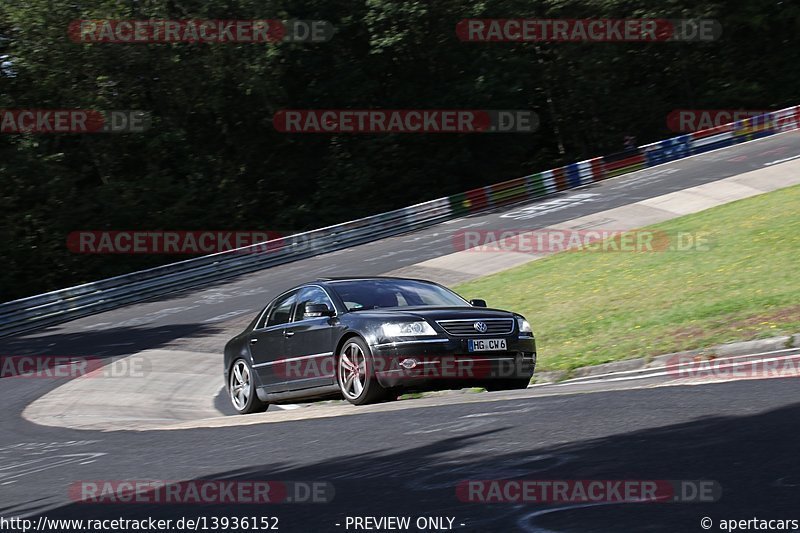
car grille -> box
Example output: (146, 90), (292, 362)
(436, 318), (514, 336)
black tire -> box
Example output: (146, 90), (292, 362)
(229, 358), (269, 414)
(484, 377), (532, 392)
(336, 337), (388, 405)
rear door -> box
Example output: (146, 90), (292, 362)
(249, 290), (297, 388)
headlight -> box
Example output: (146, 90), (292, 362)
(382, 321), (438, 337)
(517, 317), (533, 335)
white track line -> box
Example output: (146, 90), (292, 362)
(273, 404), (301, 410)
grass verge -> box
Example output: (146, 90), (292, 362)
(455, 184), (800, 372)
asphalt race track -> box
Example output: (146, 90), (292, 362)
(2, 131), (800, 532)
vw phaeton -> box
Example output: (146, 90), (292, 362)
(224, 277), (536, 413)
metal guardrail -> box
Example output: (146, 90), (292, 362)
(0, 197), (454, 337)
(1, 105), (798, 338)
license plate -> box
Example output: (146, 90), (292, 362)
(468, 338), (507, 352)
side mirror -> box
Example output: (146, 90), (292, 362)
(470, 299), (487, 308)
(304, 303), (335, 318)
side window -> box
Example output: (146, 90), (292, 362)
(294, 286), (334, 321)
(255, 305), (271, 329)
(266, 292), (297, 327)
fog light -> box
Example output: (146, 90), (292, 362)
(400, 358), (418, 369)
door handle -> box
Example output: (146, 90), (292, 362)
(250, 338), (258, 344)
(283, 330), (295, 338)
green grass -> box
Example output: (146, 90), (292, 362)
(455, 184), (800, 372)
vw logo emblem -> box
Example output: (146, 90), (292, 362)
(473, 321), (488, 333)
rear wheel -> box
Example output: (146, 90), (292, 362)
(229, 358), (268, 414)
(337, 337), (387, 405)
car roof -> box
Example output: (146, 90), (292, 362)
(271, 277), (435, 300)
(315, 276), (431, 283)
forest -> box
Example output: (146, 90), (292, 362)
(1, 0), (798, 301)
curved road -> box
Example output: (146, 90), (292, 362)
(2, 131), (800, 532)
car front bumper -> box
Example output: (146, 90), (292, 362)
(369, 336), (536, 389)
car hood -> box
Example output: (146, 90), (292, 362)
(346, 306), (517, 321)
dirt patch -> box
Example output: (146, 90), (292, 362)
(670, 305), (800, 343)
(671, 325), (707, 344)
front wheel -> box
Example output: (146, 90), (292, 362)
(229, 358), (268, 414)
(337, 337), (387, 405)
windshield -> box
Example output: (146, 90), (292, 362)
(330, 279), (470, 311)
